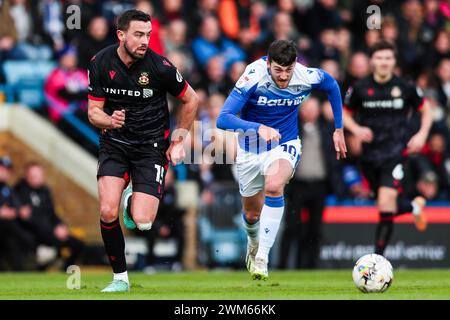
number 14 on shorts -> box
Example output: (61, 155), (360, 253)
(155, 164), (165, 184)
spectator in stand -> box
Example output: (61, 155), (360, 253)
(423, 0), (446, 41)
(0, 156), (35, 271)
(423, 29), (450, 69)
(135, 0), (165, 55)
(274, 0), (303, 31)
(217, 0), (268, 60)
(191, 14), (246, 72)
(279, 96), (343, 269)
(349, 0), (400, 51)
(198, 55), (229, 96)
(356, 29), (381, 53)
(396, 0), (426, 75)
(159, 0), (186, 24)
(14, 161), (85, 271)
(41, 0), (66, 52)
(217, 0), (243, 41)
(77, 16), (112, 69)
(241, 1), (271, 60)
(342, 52), (370, 95)
(163, 19), (197, 81)
(164, 19), (188, 53)
(342, 132), (371, 201)
(380, 15), (399, 46)
(436, 58), (450, 112)
(44, 45), (96, 154)
(199, 93), (236, 205)
(301, 0), (342, 40)
(320, 59), (342, 83)
(420, 131), (450, 197)
(223, 60), (246, 94)
(335, 27), (352, 73)
(189, 0), (219, 39)
(265, 11), (299, 44)
(66, 0), (102, 35)
(0, 0), (19, 71)
(416, 170), (440, 200)
(309, 28), (340, 66)
(8, 0), (53, 60)
(44, 45), (88, 123)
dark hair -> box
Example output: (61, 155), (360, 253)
(117, 9), (151, 31)
(369, 40), (397, 58)
(268, 40), (297, 66)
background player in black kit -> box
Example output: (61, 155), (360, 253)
(343, 41), (433, 256)
(87, 10), (198, 292)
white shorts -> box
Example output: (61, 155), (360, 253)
(235, 138), (302, 197)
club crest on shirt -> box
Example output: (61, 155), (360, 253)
(138, 72), (149, 86)
(391, 86), (401, 98)
(236, 76), (250, 88)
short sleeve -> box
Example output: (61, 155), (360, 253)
(87, 56), (105, 101)
(304, 68), (325, 87)
(231, 62), (262, 101)
(159, 59), (188, 98)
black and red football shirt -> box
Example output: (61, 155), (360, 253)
(88, 44), (188, 146)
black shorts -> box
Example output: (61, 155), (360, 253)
(361, 157), (405, 194)
(97, 139), (169, 198)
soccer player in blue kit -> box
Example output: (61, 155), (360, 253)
(217, 40), (347, 280)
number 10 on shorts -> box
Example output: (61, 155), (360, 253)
(155, 164), (165, 184)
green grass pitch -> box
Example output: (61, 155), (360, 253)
(0, 269), (449, 300)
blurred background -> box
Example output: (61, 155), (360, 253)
(0, 0), (449, 273)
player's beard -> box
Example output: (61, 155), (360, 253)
(124, 42), (147, 60)
(274, 78), (289, 89)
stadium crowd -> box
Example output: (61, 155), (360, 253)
(0, 0), (450, 270)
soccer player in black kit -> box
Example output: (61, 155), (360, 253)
(87, 10), (198, 292)
(343, 41), (432, 256)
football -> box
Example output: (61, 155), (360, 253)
(352, 253), (394, 293)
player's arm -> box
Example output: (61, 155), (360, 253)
(87, 99), (125, 129)
(217, 73), (280, 142)
(342, 86), (373, 143)
(407, 98), (432, 154)
(167, 84), (199, 165)
(343, 109), (373, 143)
(171, 85), (198, 140)
(86, 56), (125, 129)
(310, 69), (347, 159)
(217, 91), (281, 142)
(161, 61), (199, 165)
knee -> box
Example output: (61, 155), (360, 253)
(243, 210), (260, 223)
(100, 203), (118, 223)
(264, 180), (284, 197)
(377, 193), (397, 211)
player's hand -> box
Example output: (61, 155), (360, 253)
(166, 140), (186, 165)
(333, 128), (347, 160)
(354, 125), (373, 143)
(407, 132), (427, 154)
(258, 125), (281, 142)
(110, 109), (125, 129)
